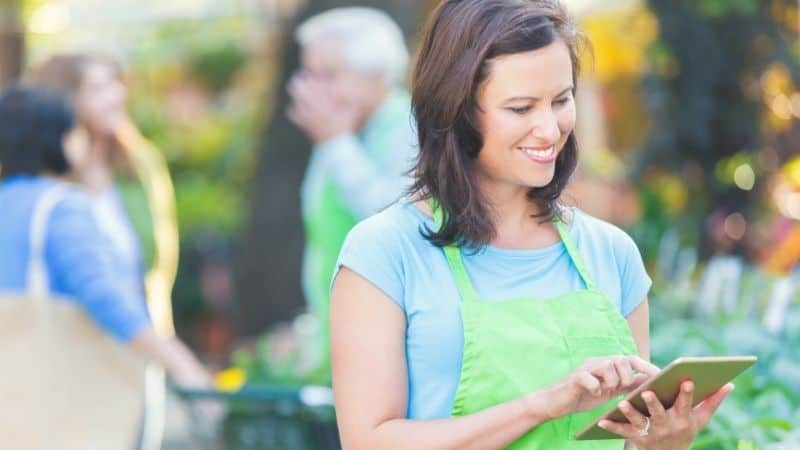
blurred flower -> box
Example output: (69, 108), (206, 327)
(733, 163), (756, 191)
(581, 4), (660, 83)
(761, 62), (796, 133)
(724, 212), (747, 240)
(645, 171), (688, 214)
(215, 366), (246, 392)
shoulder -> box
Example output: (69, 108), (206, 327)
(570, 208), (645, 268)
(46, 184), (103, 241)
(343, 199), (431, 252)
(51, 185), (95, 218)
(337, 199), (433, 309)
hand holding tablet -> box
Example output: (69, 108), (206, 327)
(575, 356), (757, 440)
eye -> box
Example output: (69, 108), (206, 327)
(508, 106), (531, 115)
(554, 96), (572, 106)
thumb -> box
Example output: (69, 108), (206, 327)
(694, 383), (735, 427)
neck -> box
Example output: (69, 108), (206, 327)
(478, 177), (558, 249)
(79, 135), (115, 193)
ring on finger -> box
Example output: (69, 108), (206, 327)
(638, 416), (651, 437)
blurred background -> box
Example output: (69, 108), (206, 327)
(0, 0), (799, 449)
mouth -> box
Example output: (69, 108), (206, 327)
(518, 146), (557, 164)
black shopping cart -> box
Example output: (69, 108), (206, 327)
(173, 383), (339, 450)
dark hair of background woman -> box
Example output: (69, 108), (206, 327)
(0, 85), (76, 179)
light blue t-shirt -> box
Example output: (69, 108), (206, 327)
(334, 199), (652, 420)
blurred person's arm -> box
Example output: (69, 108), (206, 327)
(317, 126), (415, 219)
(129, 329), (212, 387)
(288, 75), (415, 218)
(46, 193), (210, 387)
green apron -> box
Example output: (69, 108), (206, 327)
(435, 207), (638, 449)
(303, 90), (411, 382)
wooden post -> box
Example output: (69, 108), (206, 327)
(0, 1), (24, 88)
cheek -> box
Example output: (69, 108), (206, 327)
(557, 104), (576, 137)
(481, 111), (525, 147)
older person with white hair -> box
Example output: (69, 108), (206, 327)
(287, 7), (415, 381)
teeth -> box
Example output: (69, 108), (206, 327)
(520, 146), (554, 157)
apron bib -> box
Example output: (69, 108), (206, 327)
(435, 206), (637, 449)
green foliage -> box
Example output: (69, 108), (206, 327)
(650, 271), (800, 449)
(126, 17), (267, 237)
(188, 41), (247, 93)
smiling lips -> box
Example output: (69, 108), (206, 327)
(519, 146), (557, 164)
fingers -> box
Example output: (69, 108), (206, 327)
(627, 356), (661, 376)
(614, 357), (635, 388)
(630, 372), (652, 389)
(287, 103), (312, 128)
(618, 400), (649, 430)
(594, 359), (621, 391)
(674, 381), (695, 415)
(597, 419), (639, 439)
(642, 390), (667, 424)
(587, 356), (650, 392)
(694, 383), (735, 427)
(575, 370), (602, 396)
(288, 74), (327, 105)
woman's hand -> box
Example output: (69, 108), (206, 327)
(598, 381), (734, 450)
(537, 356), (660, 420)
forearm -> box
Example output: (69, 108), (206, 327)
(319, 134), (411, 218)
(129, 328), (210, 386)
(343, 391), (553, 450)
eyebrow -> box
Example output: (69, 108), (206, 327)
(503, 86), (574, 103)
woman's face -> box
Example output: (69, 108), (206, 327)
(76, 61), (127, 138)
(474, 40), (576, 195)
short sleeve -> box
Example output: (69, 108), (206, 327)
(46, 193), (151, 342)
(333, 215), (406, 312)
(614, 230), (652, 317)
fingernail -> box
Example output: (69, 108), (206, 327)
(598, 420), (608, 429)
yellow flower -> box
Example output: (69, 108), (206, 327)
(581, 5), (660, 83)
(214, 367), (247, 392)
(782, 156), (800, 188)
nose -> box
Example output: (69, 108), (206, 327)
(530, 108), (560, 145)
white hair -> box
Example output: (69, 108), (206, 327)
(295, 7), (409, 86)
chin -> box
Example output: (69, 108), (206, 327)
(523, 171), (557, 189)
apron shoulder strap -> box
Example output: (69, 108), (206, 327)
(554, 214), (596, 290)
(27, 183), (69, 298)
(431, 199), (479, 303)
(442, 246), (480, 303)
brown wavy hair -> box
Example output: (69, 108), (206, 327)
(29, 53), (125, 101)
(28, 53), (130, 171)
(409, 0), (588, 247)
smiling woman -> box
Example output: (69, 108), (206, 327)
(328, 1), (734, 450)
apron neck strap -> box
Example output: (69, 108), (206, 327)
(431, 199), (480, 303)
(442, 246), (480, 303)
(554, 217), (596, 290)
